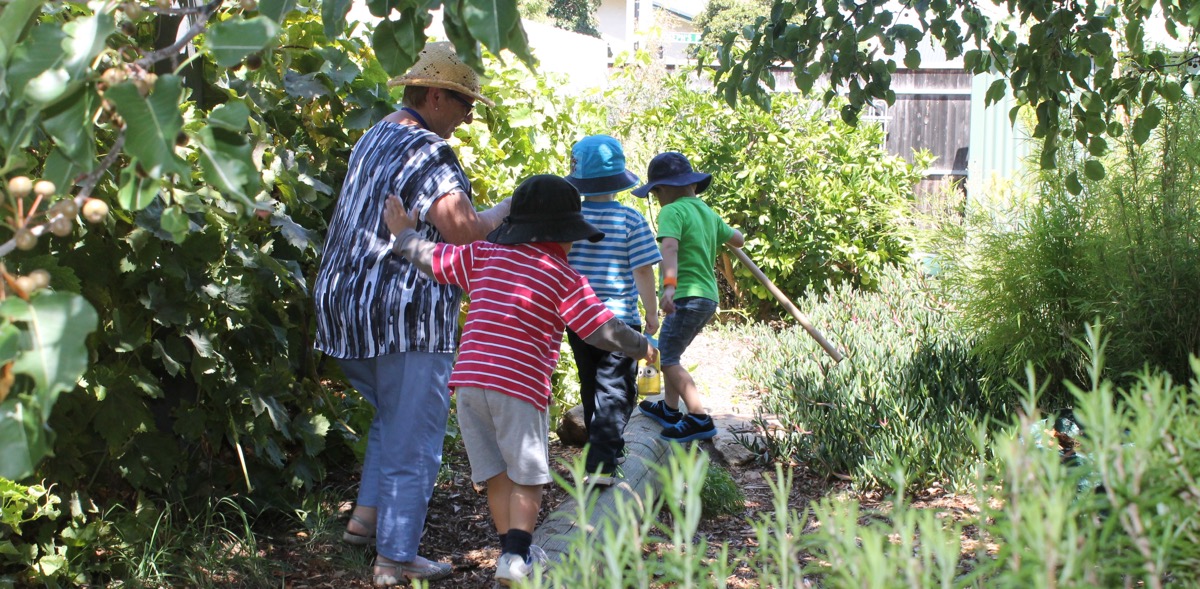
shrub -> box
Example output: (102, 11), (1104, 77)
(603, 60), (931, 317)
(514, 333), (1200, 588)
(738, 265), (1013, 492)
(798, 330), (1200, 587)
(700, 463), (745, 518)
(939, 98), (1200, 404)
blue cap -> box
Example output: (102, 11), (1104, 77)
(564, 135), (640, 197)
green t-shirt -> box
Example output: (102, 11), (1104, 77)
(656, 196), (735, 302)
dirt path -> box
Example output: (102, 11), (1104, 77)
(275, 327), (790, 589)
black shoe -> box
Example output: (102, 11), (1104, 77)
(639, 400), (683, 428)
(660, 414), (717, 443)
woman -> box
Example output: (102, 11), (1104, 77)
(312, 42), (511, 586)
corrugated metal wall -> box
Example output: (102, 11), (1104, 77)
(967, 71), (1032, 201)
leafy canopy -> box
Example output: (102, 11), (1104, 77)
(707, 0), (1199, 193)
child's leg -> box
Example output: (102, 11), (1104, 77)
(663, 364), (702, 414)
(507, 481), (544, 534)
(485, 389), (553, 559)
(657, 297), (718, 415)
(486, 471), (515, 533)
(566, 329), (603, 470)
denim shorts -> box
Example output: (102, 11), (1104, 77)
(658, 297), (717, 367)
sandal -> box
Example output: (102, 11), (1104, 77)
(373, 555), (453, 586)
(342, 512), (376, 546)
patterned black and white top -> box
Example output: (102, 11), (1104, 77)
(313, 121), (471, 359)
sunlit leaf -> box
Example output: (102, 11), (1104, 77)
(205, 16), (280, 68)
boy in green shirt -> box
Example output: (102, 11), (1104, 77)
(632, 152), (745, 441)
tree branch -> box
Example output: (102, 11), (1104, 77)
(134, 0), (223, 69)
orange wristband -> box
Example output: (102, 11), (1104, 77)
(662, 276), (677, 288)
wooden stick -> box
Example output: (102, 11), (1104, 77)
(728, 247), (844, 363)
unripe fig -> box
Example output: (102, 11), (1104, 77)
(244, 54), (263, 70)
(55, 199), (79, 218)
(240, 0), (257, 10)
(49, 216), (73, 237)
(14, 228), (37, 251)
(14, 275), (36, 295)
(82, 199), (109, 223)
(33, 180), (55, 197)
(7, 176), (32, 198)
(124, 1), (143, 19)
(28, 269), (50, 290)
(176, 131), (189, 147)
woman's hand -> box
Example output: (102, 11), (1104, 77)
(384, 195), (418, 236)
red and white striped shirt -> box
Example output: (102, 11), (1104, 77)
(432, 241), (615, 410)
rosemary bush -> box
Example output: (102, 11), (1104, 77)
(738, 266), (1012, 491)
(481, 334), (1200, 588)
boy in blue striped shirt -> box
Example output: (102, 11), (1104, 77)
(564, 135), (661, 486)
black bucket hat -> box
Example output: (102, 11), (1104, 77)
(487, 175), (605, 245)
(630, 152), (712, 198)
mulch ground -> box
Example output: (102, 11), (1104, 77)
(263, 435), (850, 589)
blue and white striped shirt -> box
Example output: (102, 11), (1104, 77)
(313, 121), (470, 359)
(567, 200), (661, 326)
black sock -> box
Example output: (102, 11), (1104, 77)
(503, 528), (533, 561)
(663, 402), (681, 414)
(691, 413), (709, 422)
(498, 533), (507, 550)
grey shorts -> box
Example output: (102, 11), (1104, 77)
(456, 387), (552, 486)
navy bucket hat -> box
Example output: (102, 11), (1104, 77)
(564, 135), (640, 197)
(487, 175), (605, 245)
(630, 152), (712, 198)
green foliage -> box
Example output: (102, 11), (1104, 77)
(715, 0), (1199, 178)
(459, 65), (607, 202)
(739, 266), (1012, 491)
(547, 0), (601, 37)
(700, 462), (744, 517)
(608, 62), (929, 315)
(516, 336), (1200, 588)
(532, 445), (735, 588)
(693, 0), (772, 49)
(799, 334), (1200, 587)
(0, 0), (599, 581)
(0, 292), (97, 481)
(939, 97), (1200, 404)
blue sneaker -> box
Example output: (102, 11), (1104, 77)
(639, 399), (683, 428)
(660, 414), (717, 443)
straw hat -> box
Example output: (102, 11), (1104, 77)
(387, 41), (495, 107)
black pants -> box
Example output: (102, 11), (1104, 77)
(566, 326), (641, 474)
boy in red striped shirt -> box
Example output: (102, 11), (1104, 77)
(385, 174), (657, 586)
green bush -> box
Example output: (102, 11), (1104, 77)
(513, 334), (1200, 588)
(738, 265), (1012, 491)
(939, 98), (1200, 405)
(700, 463), (745, 518)
(604, 59), (931, 317)
(798, 332), (1200, 588)
(0, 5), (606, 582)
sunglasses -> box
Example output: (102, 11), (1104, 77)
(448, 91), (475, 113)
